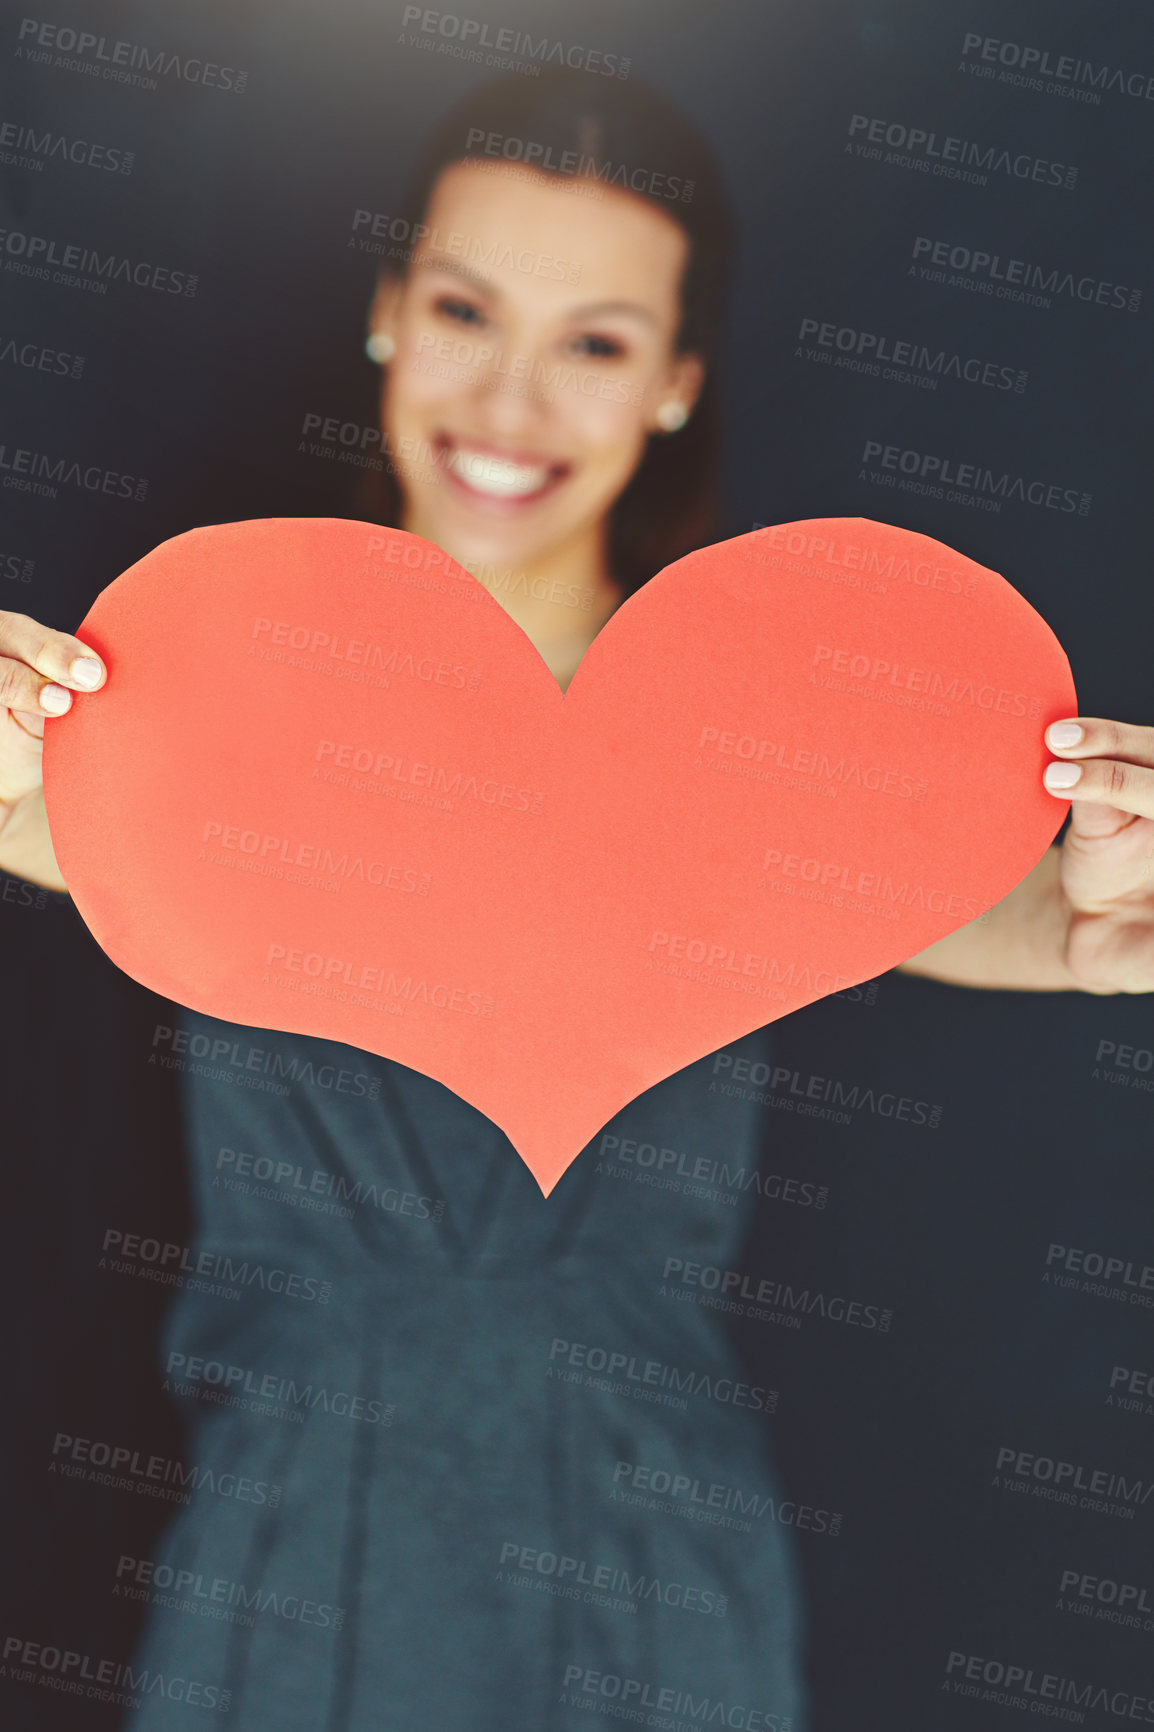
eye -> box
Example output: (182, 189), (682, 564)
(571, 332), (625, 359)
(433, 294), (487, 327)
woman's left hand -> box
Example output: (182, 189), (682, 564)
(1044, 718), (1154, 994)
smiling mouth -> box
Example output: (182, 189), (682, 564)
(438, 436), (570, 506)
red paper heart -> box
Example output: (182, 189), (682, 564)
(43, 517), (1074, 1194)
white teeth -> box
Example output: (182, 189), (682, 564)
(446, 444), (552, 497)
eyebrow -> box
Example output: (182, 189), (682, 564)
(412, 252), (659, 325)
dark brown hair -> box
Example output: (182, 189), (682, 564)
(362, 66), (737, 597)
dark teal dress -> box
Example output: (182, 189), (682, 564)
(124, 1008), (809, 1731)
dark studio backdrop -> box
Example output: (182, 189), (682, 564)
(2, 0), (1154, 1725)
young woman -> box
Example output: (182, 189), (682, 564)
(1, 68), (1152, 1732)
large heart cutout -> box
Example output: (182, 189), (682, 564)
(43, 517), (1074, 1194)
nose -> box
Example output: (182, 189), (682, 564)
(463, 329), (555, 443)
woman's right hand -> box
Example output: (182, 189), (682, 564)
(0, 610), (106, 892)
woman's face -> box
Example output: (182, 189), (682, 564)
(370, 160), (703, 574)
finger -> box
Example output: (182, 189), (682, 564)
(0, 610), (105, 694)
(1043, 754), (1154, 830)
(1045, 716), (1154, 769)
(0, 652), (80, 718)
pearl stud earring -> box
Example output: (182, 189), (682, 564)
(365, 331), (396, 364)
(655, 400), (688, 433)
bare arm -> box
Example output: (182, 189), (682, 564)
(898, 716), (1154, 997)
(898, 846), (1084, 992)
(0, 786), (68, 893)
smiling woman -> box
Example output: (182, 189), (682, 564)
(96, 66), (812, 1732)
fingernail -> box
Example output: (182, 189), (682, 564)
(1047, 722), (1083, 749)
(70, 656), (102, 689)
(40, 683), (71, 715)
(1044, 760), (1082, 790)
